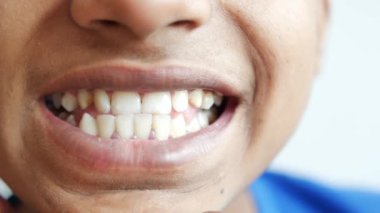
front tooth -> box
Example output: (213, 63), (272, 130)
(66, 115), (77, 126)
(171, 115), (186, 138)
(78, 89), (92, 109)
(97, 115), (115, 139)
(115, 115), (134, 139)
(189, 89), (203, 108)
(111, 92), (141, 114)
(197, 111), (209, 128)
(142, 92), (172, 114)
(172, 90), (189, 112)
(61, 92), (77, 112)
(79, 113), (98, 136)
(52, 93), (62, 109)
(201, 91), (214, 110)
(186, 118), (201, 133)
(153, 115), (171, 141)
(134, 114), (152, 139)
(94, 89), (111, 113)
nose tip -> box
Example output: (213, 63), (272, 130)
(70, 0), (211, 37)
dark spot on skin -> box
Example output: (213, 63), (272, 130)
(220, 188), (224, 194)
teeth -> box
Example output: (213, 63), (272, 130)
(134, 114), (152, 139)
(171, 115), (186, 138)
(94, 89), (111, 113)
(189, 89), (203, 108)
(213, 93), (223, 106)
(78, 89), (92, 109)
(52, 93), (62, 109)
(51, 89), (224, 141)
(142, 92), (172, 114)
(153, 115), (171, 141)
(61, 92), (77, 112)
(79, 113), (98, 136)
(186, 118), (201, 133)
(111, 92), (141, 115)
(96, 115), (115, 139)
(197, 111), (209, 128)
(172, 90), (189, 112)
(201, 91), (214, 110)
(66, 115), (76, 126)
(115, 115), (134, 139)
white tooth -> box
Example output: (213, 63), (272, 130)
(197, 111), (209, 128)
(153, 115), (171, 141)
(66, 115), (77, 126)
(97, 115), (115, 139)
(142, 92), (172, 114)
(79, 113), (97, 136)
(61, 92), (78, 112)
(94, 89), (111, 113)
(186, 118), (201, 133)
(111, 92), (141, 114)
(171, 115), (186, 138)
(78, 89), (92, 109)
(172, 90), (189, 112)
(134, 114), (152, 139)
(52, 93), (62, 109)
(189, 89), (203, 108)
(201, 91), (214, 110)
(213, 93), (223, 106)
(115, 115), (134, 139)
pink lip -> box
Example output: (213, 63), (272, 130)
(38, 61), (240, 172)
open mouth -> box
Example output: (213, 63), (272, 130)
(37, 63), (240, 172)
(44, 89), (227, 141)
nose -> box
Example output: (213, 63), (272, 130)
(70, 0), (211, 37)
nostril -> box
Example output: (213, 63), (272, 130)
(169, 20), (197, 29)
(98, 20), (120, 28)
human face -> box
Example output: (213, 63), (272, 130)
(0, 0), (327, 212)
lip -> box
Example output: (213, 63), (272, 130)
(37, 60), (240, 173)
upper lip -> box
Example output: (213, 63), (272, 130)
(39, 60), (242, 98)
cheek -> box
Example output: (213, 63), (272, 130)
(223, 0), (319, 180)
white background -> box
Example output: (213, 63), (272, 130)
(272, 0), (380, 191)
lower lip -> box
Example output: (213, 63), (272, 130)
(39, 99), (237, 172)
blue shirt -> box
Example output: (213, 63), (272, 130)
(249, 172), (380, 213)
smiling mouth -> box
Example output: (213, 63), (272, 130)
(44, 89), (226, 141)
(37, 62), (240, 172)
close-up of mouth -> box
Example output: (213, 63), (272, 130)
(37, 62), (241, 173)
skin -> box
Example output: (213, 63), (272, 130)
(0, 0), (328, 212)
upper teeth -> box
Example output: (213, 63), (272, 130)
(47, 89), (224, 141)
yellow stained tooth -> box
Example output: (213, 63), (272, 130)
(189, 89), (203, 108)
(171, 115), (186, 138)
(153, 115), (171, 141)
(61, 92), (77, 112)
(201, 91), (214, 110)
(172, 90), (189, 112)
(116, 115), (134, 139)
(66, 115), (77, 126)
(78, 89), (93, 109)
(94, 89), (111, 113)
(134, 114), (152, 139)
(97, 115), (115, 139)
(79, 113), (98, 136)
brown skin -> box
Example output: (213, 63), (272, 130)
(0, 0), (328, 212)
